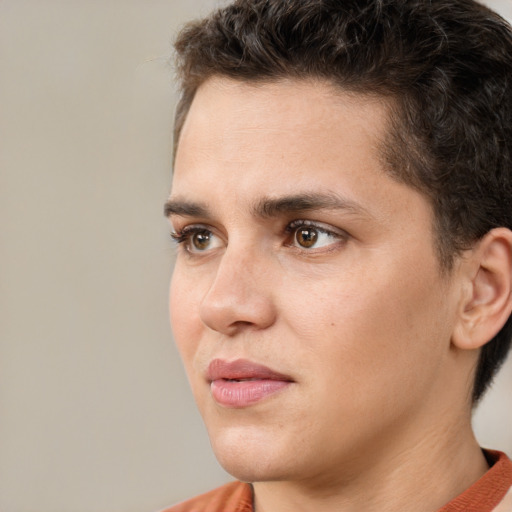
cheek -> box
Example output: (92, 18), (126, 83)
(169, 267), (204, 366)
(282, 261), (450, 391)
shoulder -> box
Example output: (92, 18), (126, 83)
(488, 451), (512, 512)
(160, 481), (253, 512)
(438, 450), (512, 512)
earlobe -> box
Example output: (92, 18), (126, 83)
(452, 228), (512, 351)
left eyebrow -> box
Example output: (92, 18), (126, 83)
(252, 193), (373, 219)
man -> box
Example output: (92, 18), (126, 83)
(163, 0), (512, 511)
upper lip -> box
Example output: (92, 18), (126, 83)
(206, 358), (294, 382)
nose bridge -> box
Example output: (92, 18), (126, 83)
(199, 241), (275, 334)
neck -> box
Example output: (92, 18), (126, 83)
(253, 420), (488, 512)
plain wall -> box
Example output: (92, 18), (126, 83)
(0, 1), (510, 511)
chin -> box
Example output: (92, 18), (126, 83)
(215, 451), (287, 484)
(208, 425), (295, 483)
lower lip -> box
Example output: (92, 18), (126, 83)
(210, 379), (291, 408)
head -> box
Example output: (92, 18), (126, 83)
(171, 0), (512, 405)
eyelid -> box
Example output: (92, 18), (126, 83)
(171, 222), (214, 238)
(171, 223), (225, 254)
(170, 219), (349, 255)
(284, 219), (349, 250)
(285, 219), (348, 237)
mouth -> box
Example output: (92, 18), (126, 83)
(206, 358), (294, 408)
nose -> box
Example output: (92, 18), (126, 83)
(199, 247), (277, 336)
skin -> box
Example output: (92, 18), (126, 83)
(167, 77), (492, 512)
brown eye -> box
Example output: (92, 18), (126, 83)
(286, 221), (347, 251)
(192, 231), (212, 251)
(171, 225), (224, 255)
(295, 228), (319, 248)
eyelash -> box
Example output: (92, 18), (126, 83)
(170, 226), (198, 245)
(284, 219), (339, 237)
(170, 220), (347, 252)
(284, 220), (348, 250)
(170, 225), (218, 252)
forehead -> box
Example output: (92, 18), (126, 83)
(173, 77), (392, 193)
(177, 78), (388, 151)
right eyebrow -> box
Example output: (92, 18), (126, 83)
(163, 198), (210, 218)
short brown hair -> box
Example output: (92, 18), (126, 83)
(173, 0), (512, 402)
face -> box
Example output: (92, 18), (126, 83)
(168, 78), (463, 486)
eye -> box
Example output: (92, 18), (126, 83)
(190, 230), (213, 251)
(295, 227), (320, 248)
(171, 226), (223, 254)
(286, 221), (346, 250)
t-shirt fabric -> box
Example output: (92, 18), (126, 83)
(162, 450), (512, 512)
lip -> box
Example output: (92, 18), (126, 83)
(206, 358), (294, 408)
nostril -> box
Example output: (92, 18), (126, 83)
(226, 320), (260, 335)
(200, 290), (277, 335)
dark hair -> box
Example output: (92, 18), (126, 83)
(173, 0), (512, 403)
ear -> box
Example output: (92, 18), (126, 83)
(452, 228), (512, 351)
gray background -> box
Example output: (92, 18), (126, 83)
(1, 1), (511, 511)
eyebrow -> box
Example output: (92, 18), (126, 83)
(164, 199), (209, 218)
(164, 192), (372, 220)
(252, 193), (372, 219)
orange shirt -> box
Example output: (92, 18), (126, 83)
(163, 450), (512, 512)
